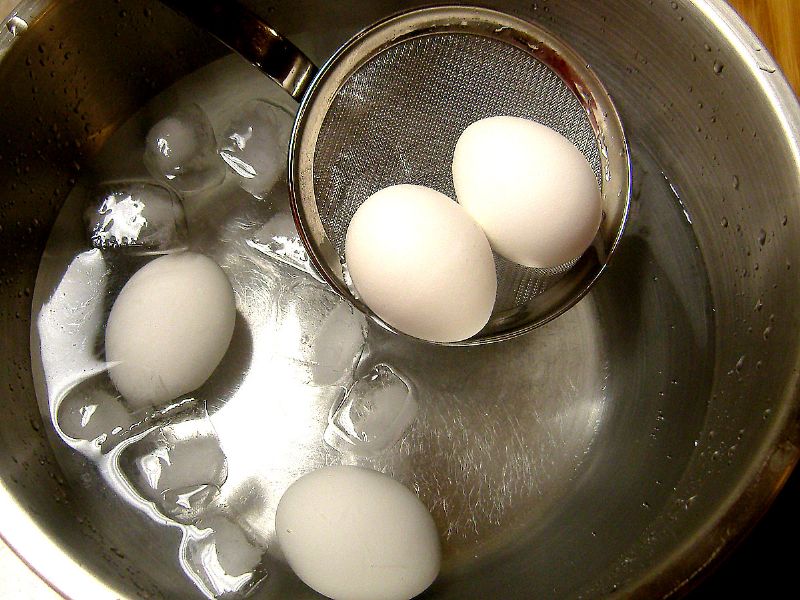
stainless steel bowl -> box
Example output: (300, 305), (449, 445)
(1, 1), (799, 598)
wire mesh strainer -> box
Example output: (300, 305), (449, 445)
(163, 2), (630, 345)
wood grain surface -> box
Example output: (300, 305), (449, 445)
(728, 0), (800, 93)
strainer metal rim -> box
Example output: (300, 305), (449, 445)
(288, 4), (631, 345)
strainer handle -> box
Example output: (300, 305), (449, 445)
(159, 0), (318, 101)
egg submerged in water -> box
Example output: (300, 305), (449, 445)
(105, 251), (236, 410)
(276, 465), (442, 600)
(344, 184), (497, 343)
(452, 115), (602, 269)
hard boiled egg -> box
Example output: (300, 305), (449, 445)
(453, 116), (602, 269)
(105, 252), (236, 409)
(276, 465), (441, 600)
(344, 184), (496, 343)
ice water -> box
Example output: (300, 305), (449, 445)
(32, 55), (427, 599)
(28, 54), (708, 599)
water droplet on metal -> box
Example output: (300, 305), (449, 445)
(6, 15), (28, 36)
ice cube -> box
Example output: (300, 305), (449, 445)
(161, 484), (221, 525)
(144, 103), (226, 192)
(84, 181), (187, 253)
(218, 99), (293, 200)
(56, 373), (134, 442)
(273, 278), (340, 364)
(311, 301), (368, 386)
(181, 515), (266, 598)
(270, 278), (367, 385)
(247, 211), (322, 281)
(324, 364), (418, 456)
(118, 404), (228, 513)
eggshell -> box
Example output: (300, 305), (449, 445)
(105, 252), (236, 409)
(276, 465), (441, 600)
(453, 116), (602, 268)
(344, 184), (496, 343)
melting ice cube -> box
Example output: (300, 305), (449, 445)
(144, 103), (226, 192)
(218, 99), (293, 200)
(56, 372), (134, 443)
(118, 403), (227, 521)
(181, 515), (267, 598)
(272, 278), (367, 385)
(247, 211), (322, 281)
(324, 364), (418, 456)
(311, 301), (368, 386)
(84, 181), (187, 253)
(162, 484), (222, 526)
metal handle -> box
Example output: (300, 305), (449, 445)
(160, 0), (318, 101)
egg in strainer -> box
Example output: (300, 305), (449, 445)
(163, 2), (630, 344)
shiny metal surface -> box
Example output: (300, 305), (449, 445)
(158, 1), (631, 345)
(159, 0), (316, 100)
(0, 1), (799, 600)
(288, 5), (630, 344)
(31, 53), (611, 597)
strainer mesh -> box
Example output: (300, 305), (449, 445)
(312, 33), (600, 310)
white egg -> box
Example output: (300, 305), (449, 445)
(105, 252), (236, 409)
(275, 465), (441, 600)
(344, 184), (496, 343)
(453, 116), (602, 269)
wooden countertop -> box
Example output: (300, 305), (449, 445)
(729, 0), (800, 93)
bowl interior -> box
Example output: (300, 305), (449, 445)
(1, 1), (799, 599)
